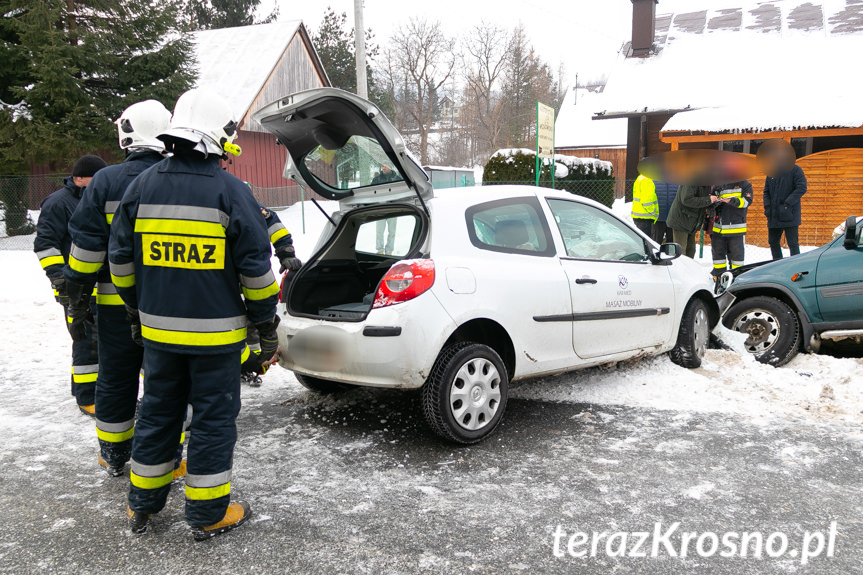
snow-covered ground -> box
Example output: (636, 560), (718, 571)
(2, 197), (860, 442)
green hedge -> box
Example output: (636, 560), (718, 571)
(483, 150), (615, 208)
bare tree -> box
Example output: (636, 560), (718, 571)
(382, 18), (455, 165)
(461, 21), (509, 159)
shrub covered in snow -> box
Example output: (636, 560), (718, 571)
(483, 149), (615, 208)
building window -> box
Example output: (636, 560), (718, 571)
(721, 140), (744, 153)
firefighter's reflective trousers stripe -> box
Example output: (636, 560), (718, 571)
(94, 304), (144, 467)
(69, 296), (98, 406)
(128, 347), (241, 527)
(710, 234), (745, 277)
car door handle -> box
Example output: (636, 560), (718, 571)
(575, 277), (597, 284)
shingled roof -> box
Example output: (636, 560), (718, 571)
(597, 0), (863, 133)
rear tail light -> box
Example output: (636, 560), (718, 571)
(372, 259), (435, 309)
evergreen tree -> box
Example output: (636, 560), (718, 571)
(0, 1), (194, 235)
(186, 0), (277, 30)
(311, 7), (389, 117)
(0, 0), (195, 172)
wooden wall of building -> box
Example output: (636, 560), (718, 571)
(557, 147), (628, 198)
(744, 148), (863, 248)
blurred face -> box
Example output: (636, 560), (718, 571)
(73, 176), (93, 188)
(756, 139), (796, 177)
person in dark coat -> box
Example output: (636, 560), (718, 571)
(763, 164), (807, 260)
(665, 184), (717, 258)
(34, 154), (107, 415)
(652, 180), (679, 244)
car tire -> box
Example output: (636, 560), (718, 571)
(421, 342), (509, 444)
(295, 373), (349, 394)
(669, 298), (711, 368)
(723, 296), (801, 366)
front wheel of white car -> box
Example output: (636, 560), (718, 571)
(669, 298), (710, 368)
(421, 343), (509, 444)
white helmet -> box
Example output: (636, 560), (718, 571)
(115, 100), (172, 152)
(159, 88), (240, 158)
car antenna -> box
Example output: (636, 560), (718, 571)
(311, 198), (337, 227)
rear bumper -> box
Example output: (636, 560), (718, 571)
(276, 294), (456, 389)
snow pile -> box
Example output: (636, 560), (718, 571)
(489, 148), (613, 175)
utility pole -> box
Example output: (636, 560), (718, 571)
(354, 0), (368, 98)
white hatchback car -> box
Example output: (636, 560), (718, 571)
(253, 88), (719, 444)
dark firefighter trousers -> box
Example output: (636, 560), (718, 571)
(710, 233), (745, 277)
(128, 347), (241, 527)
(69, 296), (98, 406)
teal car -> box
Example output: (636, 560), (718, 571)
(719, 216), (863, 366)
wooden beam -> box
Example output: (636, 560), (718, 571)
(661, 126), (863, 144)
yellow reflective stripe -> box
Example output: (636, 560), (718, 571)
(241, 345), (251, 363)
(131, 470), (173, 490)
(105, 213), (114, 225)
(179, 432), (186, 444)
(96, 427), (134, 443)
(270, 227), (289, 244)
(73, 372), (98, 383)
(111, 273), (136, 288)
(40, 255), (65, 269)
(242, 282), (280, 301)
(185, 482), (231, 501)
(96, 293), (125, 306)
(141, 325), (247, 347)
(135, 218), (226, 237)
(69, 255), (103, 274)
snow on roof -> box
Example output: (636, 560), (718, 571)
(555, 88), (627, 149)
(599, 0), (863, 133)
(192, 20), (301, 121)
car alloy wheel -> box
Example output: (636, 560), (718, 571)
(449, 357), (502, 431)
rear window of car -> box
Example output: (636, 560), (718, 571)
(465, 197), (555, 257)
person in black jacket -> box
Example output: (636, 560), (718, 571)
(652, 180), (679, 244)
(759, 139), (807, 259)
(109, 88), (279, 540)
(65, 100), (176, 477)
(34, 154), (106, 416)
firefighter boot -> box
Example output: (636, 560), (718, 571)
(98, 454), (125, 477)
(127, 506), (150, 534)
(192, 501), (252, 541)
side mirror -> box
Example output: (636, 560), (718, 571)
(843, 216), (858, 250)
(652, 242), (682, 265)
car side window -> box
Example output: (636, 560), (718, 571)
(546, 198), (648, 262)
(465, 197), (555, 257)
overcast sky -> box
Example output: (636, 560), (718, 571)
(261, 1), (707, 88)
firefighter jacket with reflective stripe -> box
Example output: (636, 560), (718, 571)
(34, 177), (84, 280)
(260, 205), (294, 252)
(711, 180), (753, 235)
(631, 175), (658, 221)
(108, 154), (279, 354)
(65, 151), (164, 299)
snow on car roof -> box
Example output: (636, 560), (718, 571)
(597, 0), (863, 133)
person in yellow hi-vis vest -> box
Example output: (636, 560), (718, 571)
(631, 173), (658, 237)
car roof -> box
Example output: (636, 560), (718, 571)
(427, 184), (613, 213)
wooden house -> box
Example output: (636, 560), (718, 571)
(555, 87), (628, 198)
(193, 20), (330, 205)
(596, 0), (863, 247)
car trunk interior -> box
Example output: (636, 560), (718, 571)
(287, 204), (428, 321)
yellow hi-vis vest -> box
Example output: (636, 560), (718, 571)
(632, 175), (658, 221)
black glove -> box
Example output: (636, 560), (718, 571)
(241, 349), (269, 376)
(51, 276), (69, 308)
(65, 280), (94, 341)
(256, 315), (280, 364)
(276, 246), (302, 274)
(125, 305), (143, 347)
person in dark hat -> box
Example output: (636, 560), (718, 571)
(34, 154), (107, 416)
